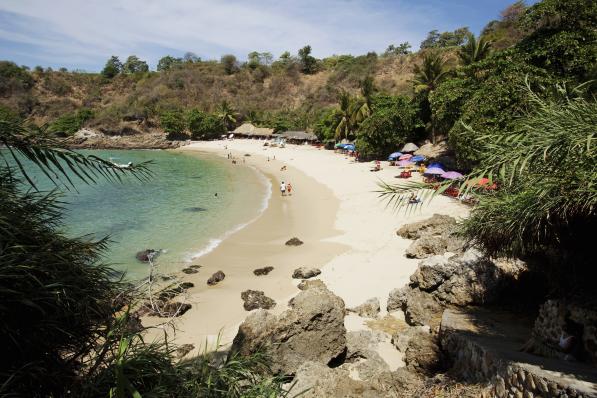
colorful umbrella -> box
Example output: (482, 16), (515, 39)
(411, 155), (426, 163)
(428, 162), (445, 169)
(399, 154), (413, 160)
(397, 160), (414, 167)
(441, 171), (464, 180)
(388, 151), (402, 160)
(423, 167), (445, 175)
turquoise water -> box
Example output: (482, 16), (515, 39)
(12, 150), (269, 280)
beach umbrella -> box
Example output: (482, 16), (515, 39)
(401, 142), (419, 153)
(411, 155), (426, 163)
(428, 162), (445, 169)
(388, 151), (402, 160)
(397, 160), (414, 167)
(344, 144), (355, 151)
(441, 171), (464, 180)
(423, 167), (445, 176)
(399, 154), (413, 160)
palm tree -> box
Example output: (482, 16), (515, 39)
(412, 52), (452, 143)
(458, 34), (492, 66)
(412, 52), (451, 93)
(354, 76), (375, 123)
(217, 100), (238, 131)
(334, 91), (359, 140)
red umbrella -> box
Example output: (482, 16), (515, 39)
(399, 154), (412, 160)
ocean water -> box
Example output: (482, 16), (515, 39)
(12, 149), (270, 280)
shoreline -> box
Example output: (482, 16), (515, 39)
(147, 139), (470, 355)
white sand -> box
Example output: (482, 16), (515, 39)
(172, 139), (469, 355)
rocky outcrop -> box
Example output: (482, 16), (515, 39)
(292, 267), (321, 279)
(207, 271), (225, 286)
(297, 279), (326, 291)
(136, 249), (159, 262)
(240, 290), (276, 311)
(403, 329), (443, 376)
(398, 214), (466, 259)
(253, 266), (274, 276)
(231, 282), (346, 375)
(285, 237), (304, 246)
(389, 288), (444, 329)
(290, 361), (400, 398)
(397, 214), (457, 240)
(342, 330), (390, 381)
(68, 129), (182, 150)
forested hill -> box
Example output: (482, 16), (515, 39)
(0, 1), (529, 135)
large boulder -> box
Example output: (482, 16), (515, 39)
(405, 235), (450, 259)
(388, 287), (443, 329)
(397, 214), (457, 240)
(290, 361), (398, 398)
(342, 330), (390, 381)
(292, 267), (321, 279)
(231, 283), (346, 375)
(348, 297), (380, 318)
(404, 329), (443, 376)
(240, 290), (276, 311)
(410, 255), (454, 291)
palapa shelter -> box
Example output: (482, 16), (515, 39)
(401, 142), (419, 153)
(279, 131), (318, 144)
(233, 123), (274, 139)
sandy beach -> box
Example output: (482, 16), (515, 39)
(148, 139), (469, 358)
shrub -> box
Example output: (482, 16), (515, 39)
(186, 109), (225, 140)
(48, 108), (94, 136)
(159, 109), (187, 139)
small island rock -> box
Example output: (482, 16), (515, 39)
(136, 249), (159, 262)
(285, 237), (304, 246)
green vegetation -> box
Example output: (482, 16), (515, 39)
(48, 108), (93, 136)
(0, 118), (288, 396)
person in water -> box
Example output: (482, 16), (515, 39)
(280, 181), (286, 196)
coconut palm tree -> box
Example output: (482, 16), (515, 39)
(354, 76), (375, 123)
(458, 34), (492, 65)
(412, 52), (452, 93)
(217, 100), (238, 131)
(334, 91), (359, 140)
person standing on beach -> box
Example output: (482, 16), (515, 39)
(287, 182), (293, 196)
(280, 181), (286, 196)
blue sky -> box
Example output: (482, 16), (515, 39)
(0, 0), (534, 72)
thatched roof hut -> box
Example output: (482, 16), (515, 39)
(401, 142), (419, 153)
(233, 123), (274, 138)
(279, 131), (318, 143)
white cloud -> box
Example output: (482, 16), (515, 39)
(0, 0), (446, 70)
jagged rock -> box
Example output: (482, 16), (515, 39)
(231, 284), (346, 375)
(392, 326), (422, 353)
(207, 271), (225, 286)
(292, 267), (321, 279)
(387, 286), (410, 312)
(253, 266), (274, 276)
(348, 297), (381, 318)
(290, 361), (397, 398)
(241, 290), (276, 311)
(388, 287), (443, 328)
(136, 249), (159, 262)
(397, 214), (457, 240)
(176, 343), (194, 358)
(410, 255), (454, 291)
(297, 279), (326, 291)
(343, 330), (390, 381)
(404, 329), (442, 376)
(182, 267), (199, 274)
(405, 235), (449, 258)
(157, 282), (194, 301)
(285, 237), (304, 246)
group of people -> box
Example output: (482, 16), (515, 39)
(280, 181), (293, 196)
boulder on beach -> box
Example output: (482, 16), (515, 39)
(297, 279), (326, 291)
(241, 290), (276, 311)
(253, 266), (274, 276)
(292, 267), (321, 279)
(231, 283), (346, 375)
(207, 271), (225, 286)
(403, 328), (443, 376)
(396, 214), (457, 240)
(182, 267), (199, 274)
(135, 249), (159, 263)
(285, 237), (304, 246)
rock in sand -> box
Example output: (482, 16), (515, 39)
(241, 290), (276, 311)
(285, 237), (304, 246)
(207, 271), (225, 286)
(292, 267), (321, 279)
(253, 266), (274, 276)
